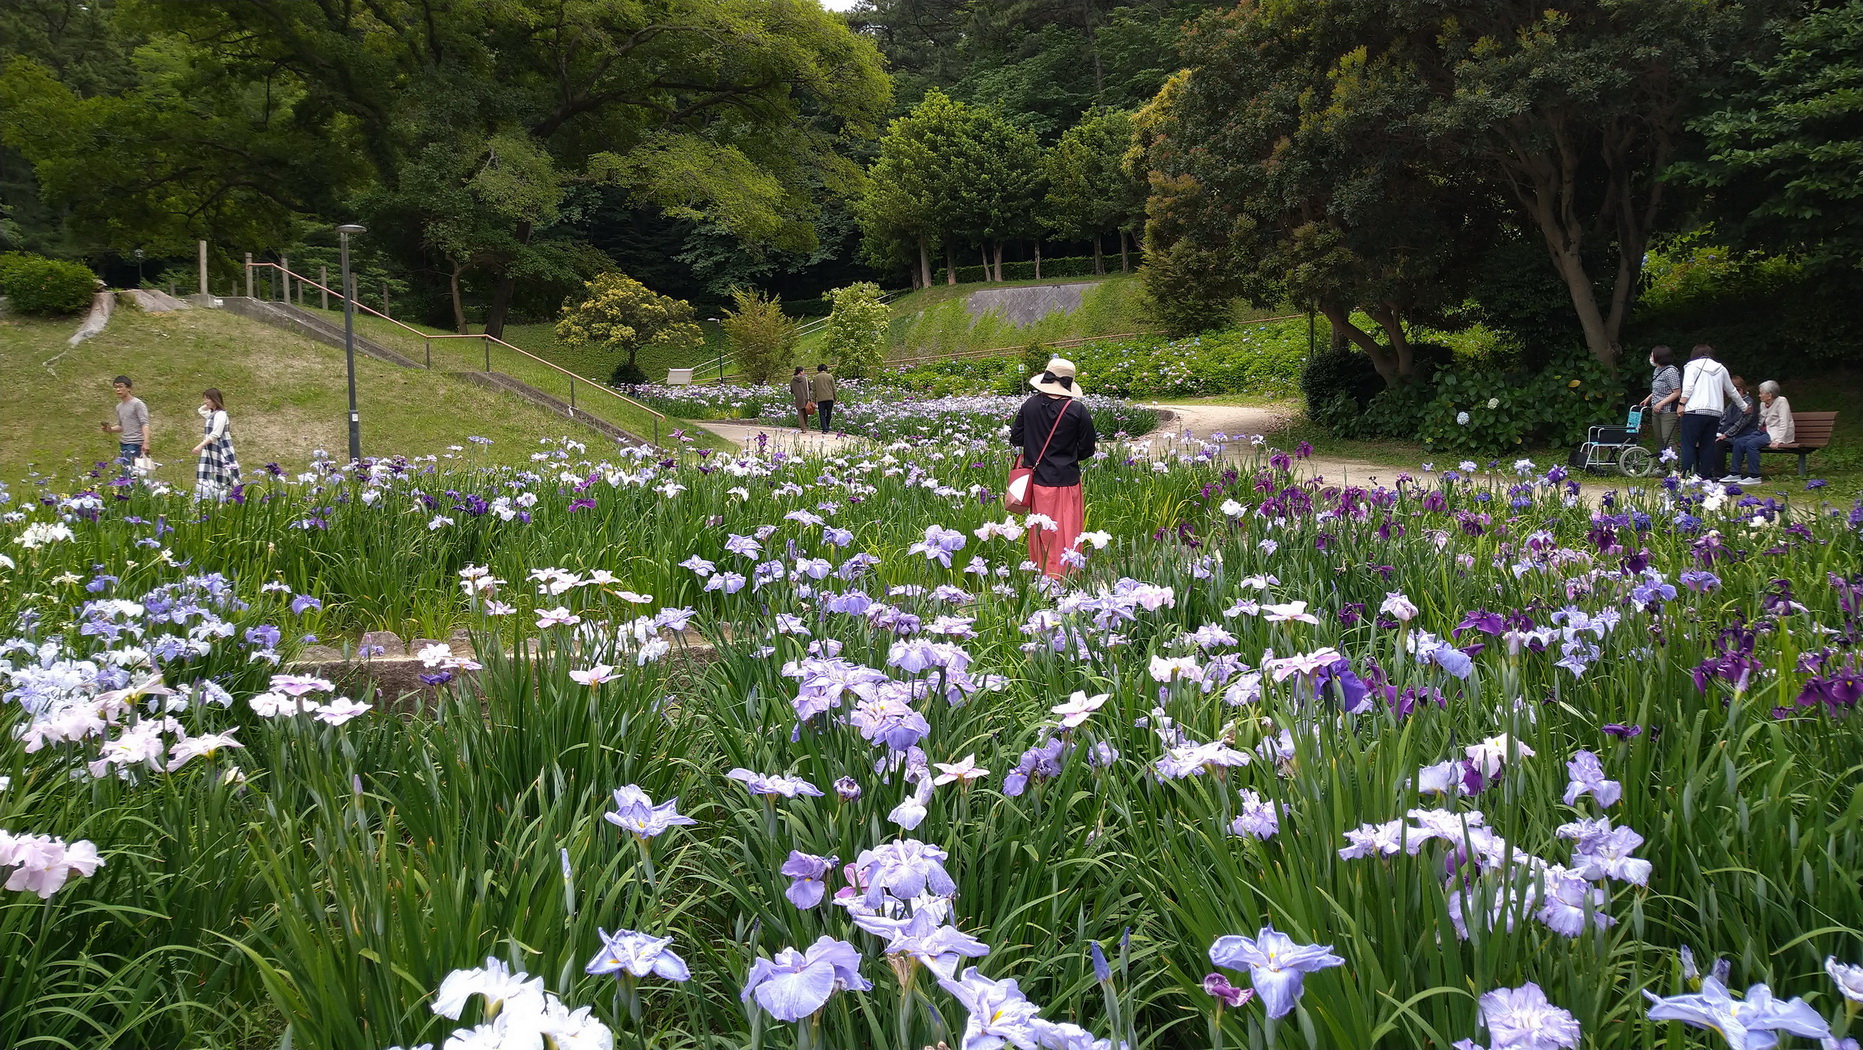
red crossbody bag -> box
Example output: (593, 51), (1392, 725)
(1005, 402), (1069, 513)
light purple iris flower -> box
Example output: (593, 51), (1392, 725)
(741, 936), (872, 1022)
(854, 839), (956, 907)
(1644, 977), (1830, 1050)
(1556, 818), (1652, 885)
(1466, 982), (1580, 1050)
(1228, 790), (1280, 840)
(726, 768), (825, 799)
(723, 533), (762, 558)
(907, 525), (968, 568)
(1561, 750), (1622, 808)
(854, 908), (990, 979)
(585, 928), (690, 982)
(1208, 925), (1345, 1018)
(937, 967), (1044, 1050)
(780, 851), (837, 909)
(603, 785), (696, 839)
(1534, 865), (1616, 937)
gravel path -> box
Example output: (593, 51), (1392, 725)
(1144, 401), (1416, 485)
(699, 421), (862, 454)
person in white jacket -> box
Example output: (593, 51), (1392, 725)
(1677, 344), (1747, 480)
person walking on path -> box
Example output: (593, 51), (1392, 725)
(810, 364), (837, 433)
(1712, 376), (1759, 482)
(789, 367), (812, 431)
(1678, 344), (1746, 480)
(1638, 345), (1682, 451)
(191, 388), (241, 500)
(1011, 357), (1098, 579)
(102, 375), (150, 474)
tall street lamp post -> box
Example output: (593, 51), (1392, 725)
(337, 223), (367, 464)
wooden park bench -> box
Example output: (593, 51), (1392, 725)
(1759, 411), (1838, 476)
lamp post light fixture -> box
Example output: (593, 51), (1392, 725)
(336, 223), (367, 464)
(707, 317), (724, 382)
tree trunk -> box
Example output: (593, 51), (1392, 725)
(1319, 302), (1401, 386)
(945, 242), (956, 285)
(981, 244), (991, 281)
(449, 261), (468, 334)
(483, 219), (533, 339)
(1366, 304), (1415, 381)
(917, 235), (933, 290)
(1117, 229), (1130, 273)
(1034, 239), (1042, 281)
(993, 240), (1004, 282)
(1092, 234), (1104, 276)
(1497, 122), (1639, 371)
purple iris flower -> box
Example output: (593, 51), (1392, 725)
(740, 936), (871, 1023)
(833, 776), (862, 801)
(1561, 750), (1621, 808)
(1796, 667), (1863, 715)
(780, 851), (837, 909)
(1471, 982), (1581, 1050)
(604, 785), (697, 839)
(1208, 925), (1344, 1018)
(726, 768), (825, 799)
(937, 967), (1044, 1049)
(854, 908), (990, 979)
(1203, 972), (1253, 1008)
(586, 928), (691, 982)
(1454, 610), (1507, 638)
(289, 594), (323, 615)
(1557, 818), (1652, 885)
(853, 839), (956, 907)
(1601, 723), (1644, 739)
(1644, 977), (1829, 1050)
(723, 533), (762, 558)
(906, 525), (967, 567)
(1003, 737), (1069, 797)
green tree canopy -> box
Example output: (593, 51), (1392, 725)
(556, 272), (702, 386)
(1042, 106), (1144, 275)
(1675, 1), (1863, 279)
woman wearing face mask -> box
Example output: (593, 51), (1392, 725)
(191, 388), (241, 500)
(1636, 345), (1681, 451)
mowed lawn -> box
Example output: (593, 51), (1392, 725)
(0, 306), (635, 483)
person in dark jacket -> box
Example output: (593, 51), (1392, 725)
(1712, 376), (1759, 482)
(1010, 357), (1098, 578)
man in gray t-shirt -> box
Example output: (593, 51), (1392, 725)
(103, 375), (150, 470)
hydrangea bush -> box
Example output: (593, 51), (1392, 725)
(2, 434), (1863, 1049)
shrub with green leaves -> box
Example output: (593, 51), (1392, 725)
(0, 252), (98, 315)
(821, 281), (888, 378)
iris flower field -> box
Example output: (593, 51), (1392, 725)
(3, 408), (1863, 1050)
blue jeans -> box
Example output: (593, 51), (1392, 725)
(1730, 432), (1767, 477)
(118, 442), (142, 473)
(1679, 413), (1719, 478)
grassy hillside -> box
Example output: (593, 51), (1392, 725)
(0, 307), (653, 484)
(283, 306), (728, 449)
(793, 275), (1288, 362)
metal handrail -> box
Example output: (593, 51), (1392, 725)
(245, 259), (665, 446)
(429, 333), (665, 447)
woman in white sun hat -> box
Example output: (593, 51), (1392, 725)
(1010, 357), (1098, 578)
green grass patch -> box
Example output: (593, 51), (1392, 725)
(0, 308), (613, 483)
(288, 306), (729, 451)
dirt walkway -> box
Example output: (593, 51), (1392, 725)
(1145, 402), (1417, 485)
(699, 420), (861, 455)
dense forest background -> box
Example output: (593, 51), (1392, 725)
(3, 0), (1860, 375)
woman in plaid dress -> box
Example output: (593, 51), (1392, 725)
(191, 388), (241, 500)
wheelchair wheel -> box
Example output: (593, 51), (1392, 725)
(1618, 445), (1654, 478)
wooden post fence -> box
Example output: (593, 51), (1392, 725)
(198, 240), (208, 297)
(244, 253), (253, 297)
(320, 267), (329, 310)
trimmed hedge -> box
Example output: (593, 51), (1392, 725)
(0, 253), (98, 316)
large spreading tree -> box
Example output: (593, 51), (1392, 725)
(7, 0), (889, 335)
(1135, 0), (1776, 370)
